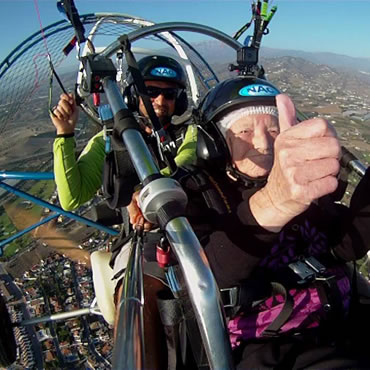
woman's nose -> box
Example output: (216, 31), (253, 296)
(252, 127), (271, 151)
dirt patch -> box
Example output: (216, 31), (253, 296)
(315, 104), (342, 115)
(4, 205), (91, 270)
(6, 243), (51, 278)
(297, 104), (342, 116)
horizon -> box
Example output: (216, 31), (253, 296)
(0, 1), (370, 62)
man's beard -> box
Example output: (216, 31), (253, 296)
(157, 114), (171, 125)
(139, 104), (172, 126)
(153, 104), (172, 124)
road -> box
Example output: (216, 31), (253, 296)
(38, 277), (66, 368)
(71, 262), (111, 368)
(0, 263), (43, 369)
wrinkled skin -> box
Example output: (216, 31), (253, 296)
(249, 94), (341, 232)
(225, 113), (279, 178)
(127, 94), (341, 233)
(123, 93), (342, 368)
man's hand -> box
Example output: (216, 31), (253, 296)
(51, 93), (79, 135)
(127, 191), (154, 231)
(250, 94), (341, 231)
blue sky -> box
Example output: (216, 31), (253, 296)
(0, 0), (370, 62)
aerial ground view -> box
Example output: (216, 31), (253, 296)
(1, 1), (370, 369)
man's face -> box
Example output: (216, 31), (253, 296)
(226, 114), (279, 178)
(138, 80), (178, 124)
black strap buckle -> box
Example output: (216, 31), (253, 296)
(261, 328), (281, 338)
(220, 287), (239, 308)
(288, 256), (327, 284)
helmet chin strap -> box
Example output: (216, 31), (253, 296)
(226, 164), (267, 189)
(138, 114), (172, 129)
(159, 115), (172, 127)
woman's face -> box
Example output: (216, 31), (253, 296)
(226, 114), (279, 178)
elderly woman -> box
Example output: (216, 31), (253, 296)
(120, 76), (370, 369)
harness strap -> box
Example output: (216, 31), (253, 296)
(178, 166), (231, 215)
(315, 276), (345, 321)
(261, 282), (294, 337)
(221, 277), (271, 318)
(119, 35), (162, 132)
(119, 35), (177, 172)
(121, 207), (131, 238)
(157, 290), (184, 370)
(102, 147), (140, 209)
(221, 281), (294, 337)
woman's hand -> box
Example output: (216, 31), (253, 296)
(250, 94), (341, 232)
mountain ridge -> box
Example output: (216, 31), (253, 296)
(192, 39), (370, 73)
(261, 47), (370, 73)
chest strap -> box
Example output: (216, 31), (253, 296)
(221, 256), (345, 337)
(221, 282), (294, 337)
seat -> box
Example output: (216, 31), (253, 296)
(90, 251), (116, 325)
(345, 262), (370, 298)
(91, 231), (168, 326)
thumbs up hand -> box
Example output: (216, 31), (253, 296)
(249, 94), (341, 232)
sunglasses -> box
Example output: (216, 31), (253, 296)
(146, 86), (181, 100)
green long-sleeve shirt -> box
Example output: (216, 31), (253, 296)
(53, 125), (198, 211)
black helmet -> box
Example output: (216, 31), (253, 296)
(199, 76), (279, 124)
(124, 55), (188, 116)
(137, 55), (187, 88)
(196, 76), (280, 186)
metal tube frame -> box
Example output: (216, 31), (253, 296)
(100, 22), (241, 370)
(348, 160), (367, 178)
(101, 22), (242, 58)
(0, 173), (118, 256)
(112, 229), (145, 369)
(15, 298), (103, 326)
(0, 213), (59, 250)
(103, 78), (234, 370)
(19, 307), (93, 326)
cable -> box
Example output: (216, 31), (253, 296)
(33, 0), (68, 115)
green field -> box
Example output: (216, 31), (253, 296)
(0, 180), (56, 259)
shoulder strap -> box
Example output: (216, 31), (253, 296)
(177, 165), (232, 216)
(102, 149), (139, 209)
(261, 282), (294, 337)
(98, 105), (140, 209)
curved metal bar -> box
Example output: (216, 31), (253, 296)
(0, 214), (58, 252)
(0, 12), (146, 78)
(170, 31), (220, 87)
(19, 308), (93, 326)
(0, 13), (97, 79)
(93, 12), (154, 24)
(349, 160), (367, 177)
(0, 19), (71, 75)
(166, 217), (234, 369)
(103, 77), (234, 370)
(0, 171), (54, 180)
(103, 78), (160, 180)
(101, 21), (242, 58)
(112, 232), (144, 370)
(99, 21), (241, 111)
(0, 182), (118, 237)
(0, 24), (73, 80)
